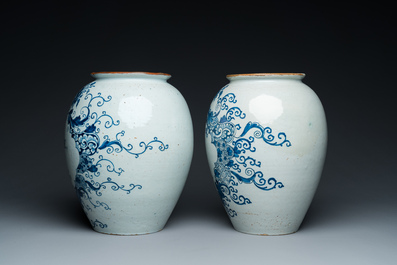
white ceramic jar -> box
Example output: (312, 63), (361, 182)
(205, 73), (327, 235)
(65, 72), (194, 235)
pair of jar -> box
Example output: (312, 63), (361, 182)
(65, 72), (327, 236)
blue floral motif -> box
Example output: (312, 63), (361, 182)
(205, 85), (291, 217)
(67, 82), (169, 228)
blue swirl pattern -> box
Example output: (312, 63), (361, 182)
(206, 85), (291, 217)
(67, 82), (169, 228)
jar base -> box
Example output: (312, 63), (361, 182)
(233, 228), (298, 236)
(93, 227), (164, 236)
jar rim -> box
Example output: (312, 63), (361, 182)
(91, 71), (171, 76)
(227, 73), (305, 78)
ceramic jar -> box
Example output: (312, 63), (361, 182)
(205, 73), (327, 235)
(65, 72), (193, 235)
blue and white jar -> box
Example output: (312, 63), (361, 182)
(205, 73), (327, 235)
(65, 72), (194, 235)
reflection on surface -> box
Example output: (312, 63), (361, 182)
(118, 96), (153, 129)
(249, 94), (283, 124)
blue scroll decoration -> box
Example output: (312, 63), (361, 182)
(67, 82), (169, 228)
(205, 85), (291, 217)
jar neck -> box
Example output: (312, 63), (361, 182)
(91, 72), (171, 81)
(226, 73), (305, 82)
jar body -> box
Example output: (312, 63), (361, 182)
(65, 72), (193, 235)
(205, 73), (327, 235)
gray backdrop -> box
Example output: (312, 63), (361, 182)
(1, 1), (396, 264)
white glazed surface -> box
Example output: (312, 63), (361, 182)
(205, 73), (327, 235)
(65, 72), (193, 235)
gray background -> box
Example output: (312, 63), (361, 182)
(1, 1), (396, 264)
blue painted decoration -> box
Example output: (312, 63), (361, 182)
(205, 85), (291, 217)
(90, 219), (108, 229)
(66, 82), (169, 228)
